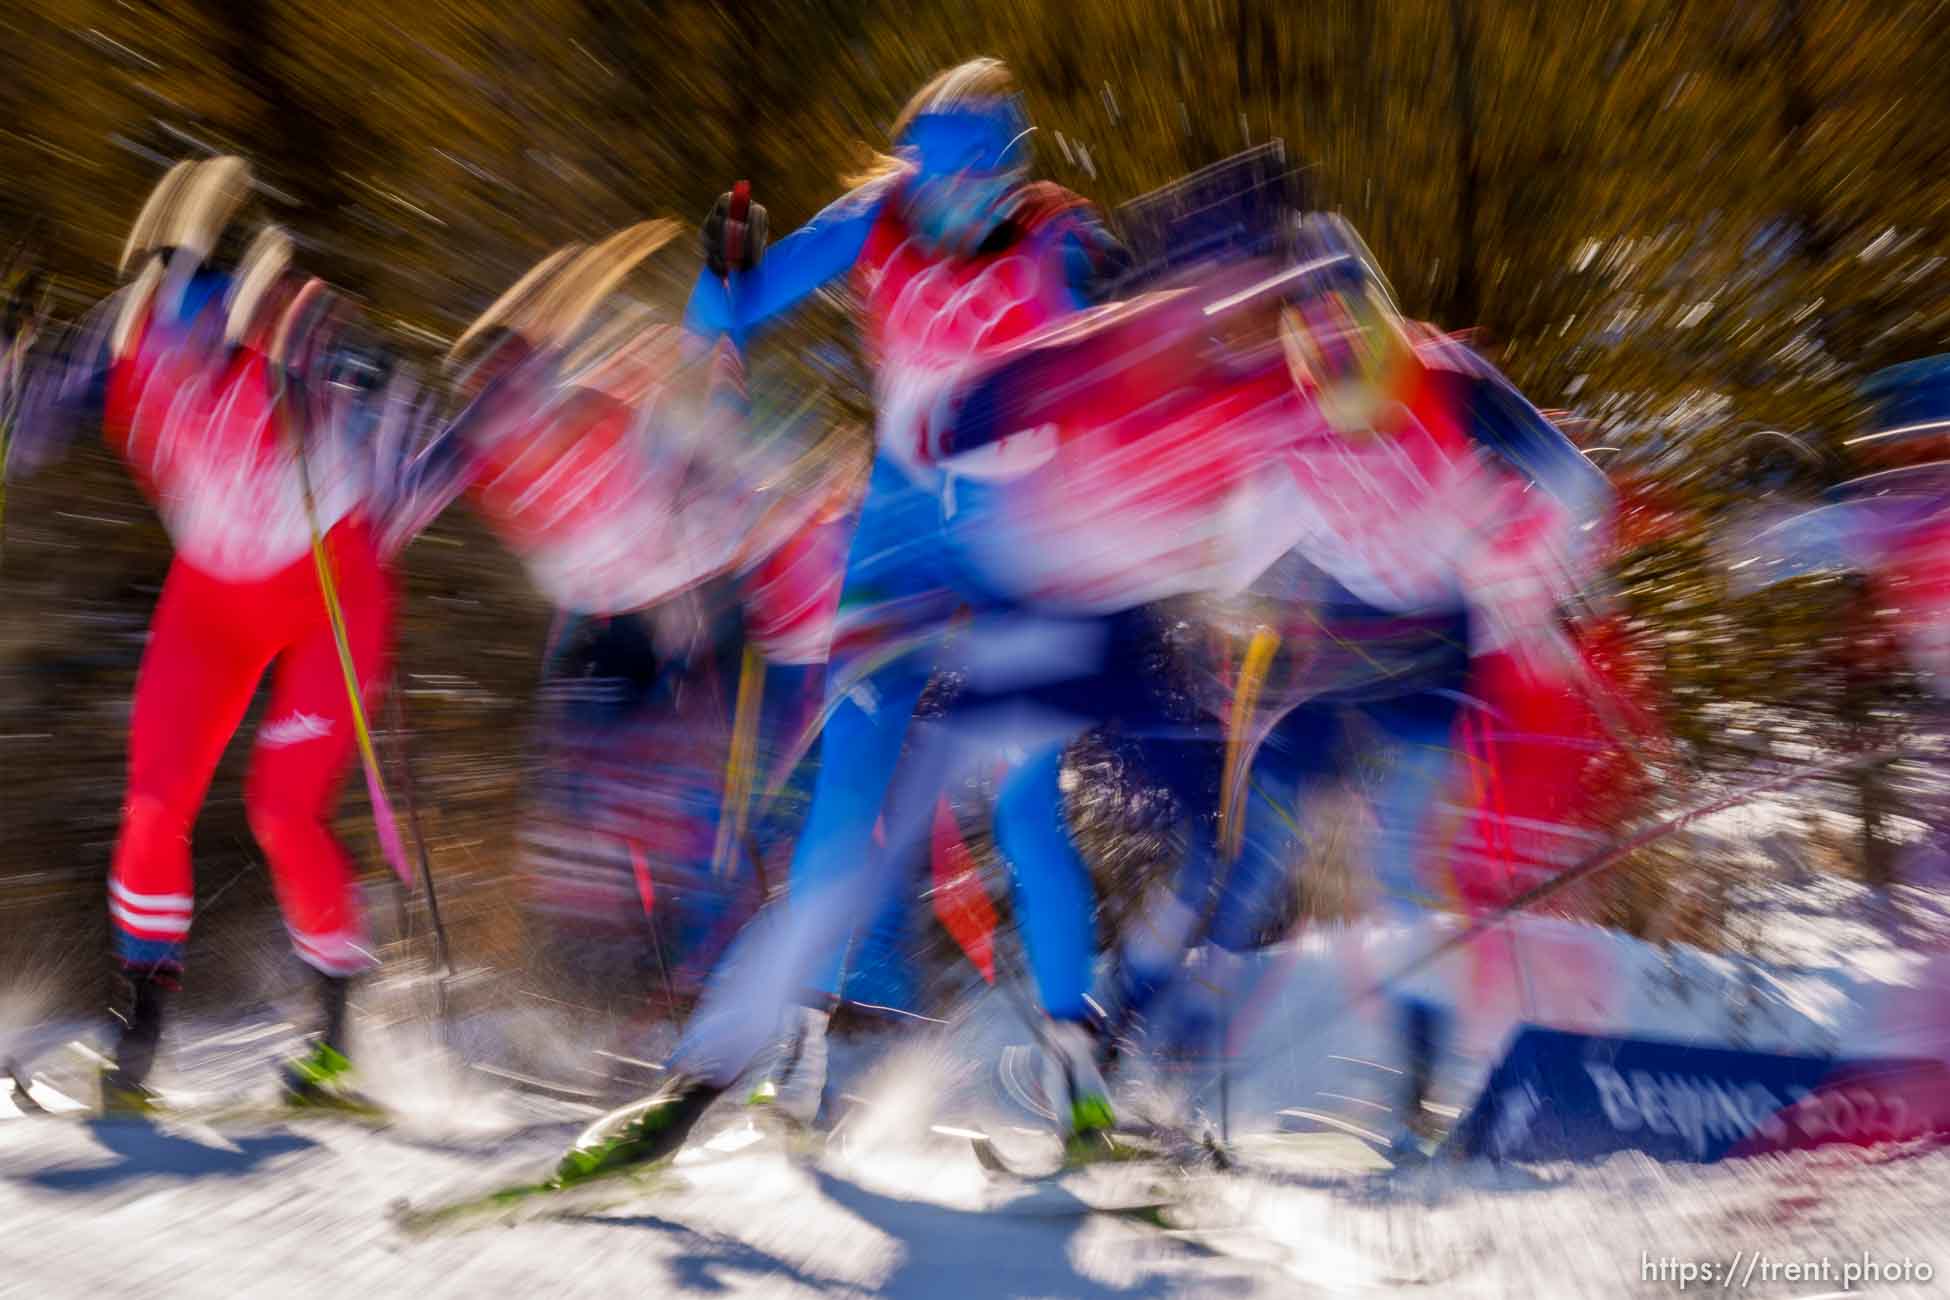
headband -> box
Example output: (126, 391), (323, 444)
(896, 98), (1034, 179)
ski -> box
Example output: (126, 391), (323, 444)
(387, 1159), (685, 1236)
(3, 1077), (397, 1131)
(3, 1062), (78, 1118)
(0, 1042), (399, 1132)
(468, 1061), (611, 1108)
(388, 1116), (810, 1237)
(927, 1123), (1188, 1225)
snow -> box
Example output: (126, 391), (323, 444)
(5, 899), (1950, 1298)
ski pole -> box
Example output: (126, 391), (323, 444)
(625, 837), (683, 1015)
(1282, 742), (1917, 1068)
(1218, 626), (1281, 864)
(272, 332), (415, 889)
(723, 181), (753, 271)
(711, 641), (767, 879)
(386, 676), (453, 981)
(0, 337), (17, 561)
(699, 176), (773, 881)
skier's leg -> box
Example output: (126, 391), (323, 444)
(1107, 703), (1334, 1043)
(558, 463), (954, 1179)
(744, 661), (835, 1119)
(1158, 740), (1311, 1060)
(836, 858), (923, 1010)
(1358, 684), (1468, 1150)
(753, 658), (931, 1010)
(994, 745), (1095, 1022)
(557, 664), (943, 1184)
(110, 560), (273, 972)
(788, 457), (950, 1006)
(244, 521), (395, 1099)
(1362, 691), (1466, 922)
(993, 743), (1117, 1139)
(760, 665), (935, 1123)
(104, 558), (273, 1100)
(776, 701), (959, 1122)
(685, 648), (932, 1036)
(248, 523), (393, 982)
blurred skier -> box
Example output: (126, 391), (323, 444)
(7, 159), (419, 1113)
(961, 213), (1616, 1153)
(1208, 219), (1614, 1151)
(554, 57), (1137, 1183)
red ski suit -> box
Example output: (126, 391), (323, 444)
(103, 274), (394, 977)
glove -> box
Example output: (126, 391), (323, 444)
(700, 184), (770, 279)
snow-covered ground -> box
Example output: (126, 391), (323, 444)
(5, 894), (1950, 1298)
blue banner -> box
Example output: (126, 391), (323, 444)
(1445, 1026), (1950, 1164)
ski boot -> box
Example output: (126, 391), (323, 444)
(1042, 1019), (1120, 1165)
(748, 1003), (830, 1127)
(554, 1073), (723, 1187)
(280, 1040), (387, 1116)
(99, 967), (172, 1117)
(279, 973), (385, 1117)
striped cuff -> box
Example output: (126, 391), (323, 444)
(108, 879), (192, 941)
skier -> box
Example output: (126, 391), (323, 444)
(954, 213), (1615, 1153)
(552, 57), (1140, 1183)
(727, 137), (1321, 1148)
(410, 227), (865, 1033)
(6, 159), (416, 1113)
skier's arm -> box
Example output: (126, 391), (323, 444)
(376, 342), (550, 555)
(1053, 210), (1134, 310)
(1447, 347), (1613, 533)
(3, 296), (118, 482)
(364, 368), (467, 558)
(682, 177), (899, 349)
(1435, 348), (1615, 629)
(1457, 471), (1584, 664)
(1411, 355), (1608, 665)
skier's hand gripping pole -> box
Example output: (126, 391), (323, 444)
(702, 181), (769, 280)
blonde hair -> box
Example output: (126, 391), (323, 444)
(109, 258), (163, 362)
(446, 220), (681, 371)
(120, 159), (197, 276)
(225, 225), (295, 345)
(163, 156), (252, 262)
(111, 156), (256, 357)
(843, 57), (1017, 189)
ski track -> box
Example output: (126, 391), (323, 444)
(7, 1105), (1950, 1298)
(4, 902), (1950, 1298)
